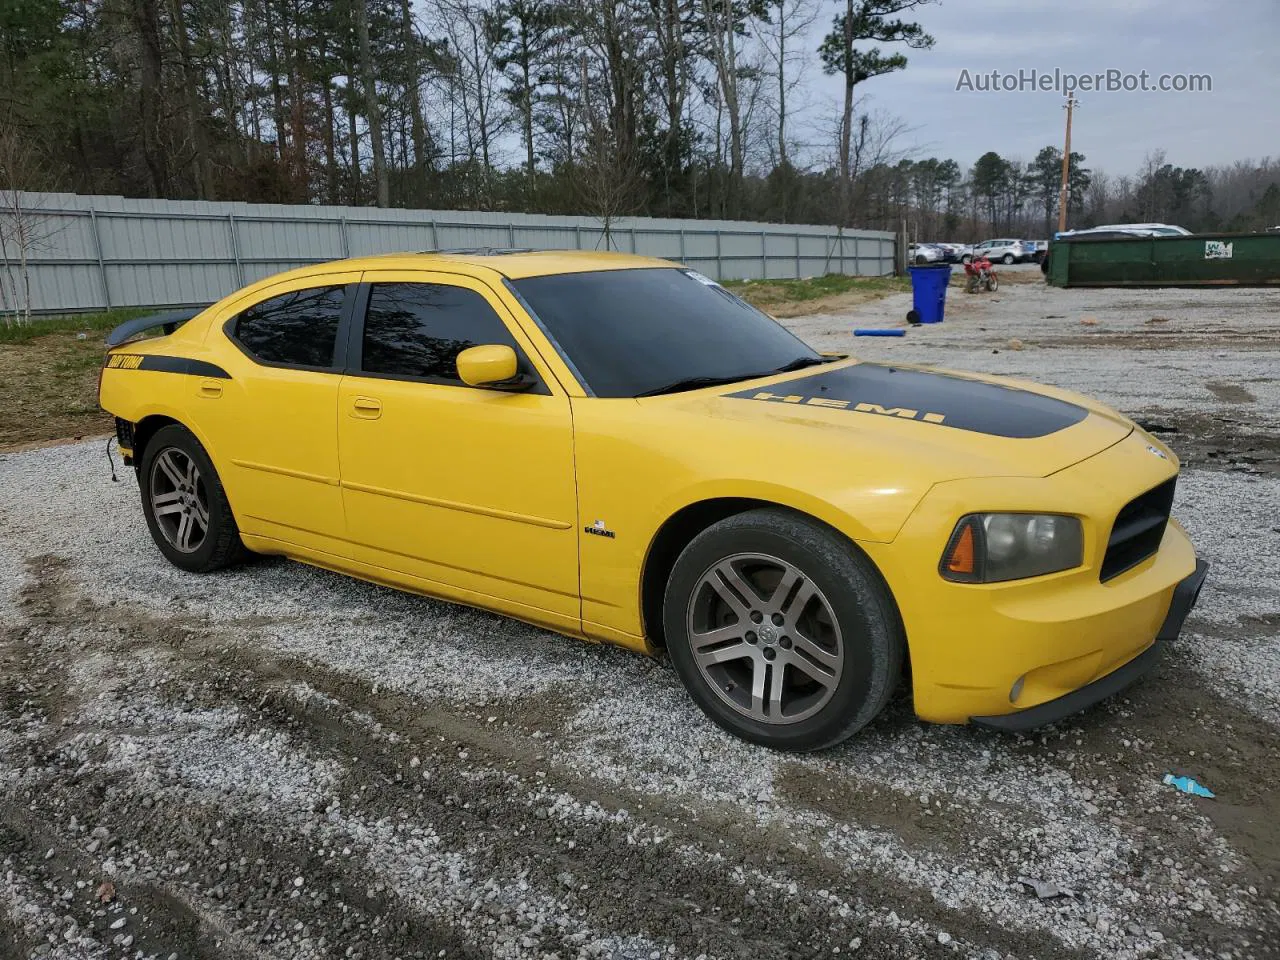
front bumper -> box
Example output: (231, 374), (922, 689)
(971, 559), (1208, 731)
(860, 427), (1198, 725)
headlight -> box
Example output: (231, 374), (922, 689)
(940, 513), (1083, 583)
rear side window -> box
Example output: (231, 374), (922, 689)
(234, 286), (346, 368)
(360, 283), (525, 385)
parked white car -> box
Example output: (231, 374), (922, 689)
(962, 239), (1031, 265)
(908, 243), (946, 265)
(1057, 223), (1191, 239)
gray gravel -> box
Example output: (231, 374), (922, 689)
(1, 277), (1278, 959)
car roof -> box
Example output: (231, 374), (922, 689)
(324, 249), (672, 281)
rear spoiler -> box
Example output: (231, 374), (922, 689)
(105, 306), (210, 347)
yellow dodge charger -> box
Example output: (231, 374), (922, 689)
(99, 250), (1206, 750)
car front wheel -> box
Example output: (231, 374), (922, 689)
(663, 509), (903, 751)
(139, 424), (246, 573)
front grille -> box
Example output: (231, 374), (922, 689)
(1100, 477), (1176, 581)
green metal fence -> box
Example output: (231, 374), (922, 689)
(1046, 232), (1280, 287)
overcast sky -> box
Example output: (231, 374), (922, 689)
(799, 0), (1280, 175)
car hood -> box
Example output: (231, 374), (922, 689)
(658, 359), (1133, 481)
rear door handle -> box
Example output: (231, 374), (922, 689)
(351, 396), (382, 419)
(197, 379), (223, 398)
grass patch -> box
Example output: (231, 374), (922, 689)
(0, 309), (148, 448)
(0, 308), (147, 345)
(723, 273), (910, 318)
(723, 273), (907, 301)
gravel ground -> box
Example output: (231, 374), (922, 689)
(1, 276), (1278, 960)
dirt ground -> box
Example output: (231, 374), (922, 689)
(0, 332), (114, 448)
(1, 273), (1278, 960)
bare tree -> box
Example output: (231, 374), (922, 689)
(355, 0), (391, 206)
(577, 54), (642, 248)
(820, 0), (935, 230)
(0, 132), (61, 325)
(701, 0), (750, 216)
(430, 0), (512, 198)
(757, 0), (819, 171)
(819, 106), (909, 267)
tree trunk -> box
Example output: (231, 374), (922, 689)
(837, 0), (854, 228)
(355, 0), (390, 207)
(244, 0), (263, 164)
(347, 95), (362, 204)
(168, 0), (214, 199)
(776, 2), (787, 171)
(521, 28), (535, 181)
(723, 5), (741, 214)
(346, 43), (362, 204)
(132, 0), (168, 197)
(400, 0), (430, 201)
(321, 71), (338, 204)
(286, 0), (308, 200)
(263, 0), (290, 169)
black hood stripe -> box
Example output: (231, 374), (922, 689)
(725, 363), (1087, 438)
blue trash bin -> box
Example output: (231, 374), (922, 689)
(907, 264), (951, 324)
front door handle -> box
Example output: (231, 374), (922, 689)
(351, 396), (382, 419)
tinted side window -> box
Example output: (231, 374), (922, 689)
(361, 283), (522, 385)
(234, 286), (345, 368)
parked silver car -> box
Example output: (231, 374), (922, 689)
(908, 243), (946, 265)
(962, 239), (1032, 264)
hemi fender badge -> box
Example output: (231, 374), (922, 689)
(584, 520), (616, 539)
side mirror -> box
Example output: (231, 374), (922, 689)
(456, 344), (530, 390)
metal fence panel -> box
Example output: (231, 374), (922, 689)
(0, 192), (897, 314)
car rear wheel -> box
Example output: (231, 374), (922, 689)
(961, 254), (972, 264)
(139, 424), (245, 573)
(663, 509), (903, 751)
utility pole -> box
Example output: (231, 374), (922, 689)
(1057, 91), (1079, 234)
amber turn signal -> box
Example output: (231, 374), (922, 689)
(944, 520), (977, 576)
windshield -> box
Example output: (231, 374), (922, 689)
(511, 268), (822, 398)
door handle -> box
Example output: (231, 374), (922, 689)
(197, 379), (223, 398)
(351, 396), (382, 419)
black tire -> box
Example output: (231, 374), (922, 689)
(987, 274), (999, 292)
(914, 254), (927, 265)
(139, 424), (246, 573)
(961, 254), (973, 264)
(1001, 253), (1015, 265)
(663, 509), (904, 751)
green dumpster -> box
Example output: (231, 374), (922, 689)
(1045, 232), (1280, 287)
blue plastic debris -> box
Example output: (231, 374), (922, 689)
(1163, 774), (1215, 798)
(853, 328), (906, 337)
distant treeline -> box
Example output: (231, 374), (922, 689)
(2, 1), (1276, 239)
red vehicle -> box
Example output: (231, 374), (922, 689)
(964, 253), (999, 293)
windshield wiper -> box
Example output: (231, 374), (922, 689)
(772, 355), (840, 373)
(635, 374), (762, 398)
(635, 355), (842, 398)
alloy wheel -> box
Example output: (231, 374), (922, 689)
(685, 553), (844, 725)
(149, 447), (209, 553)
